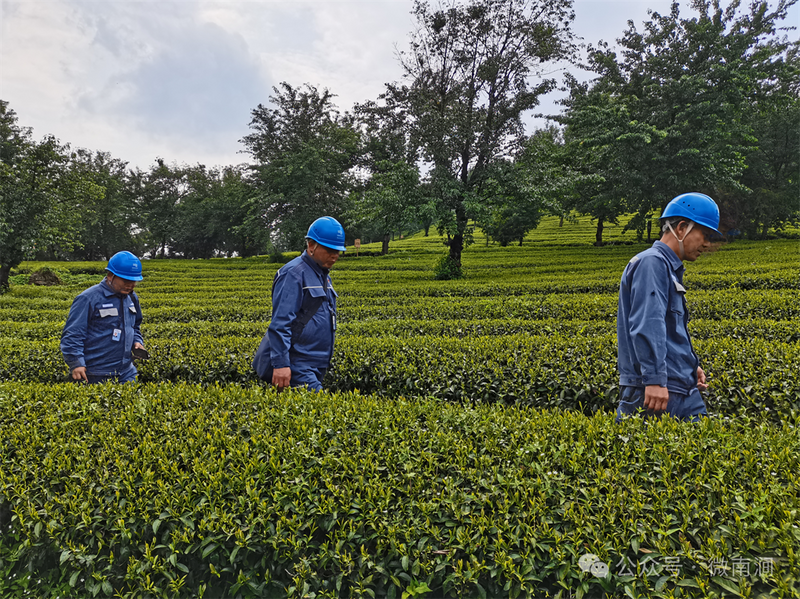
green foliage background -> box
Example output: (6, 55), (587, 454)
(1, 217), (799, 598)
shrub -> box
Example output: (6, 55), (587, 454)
(267, 251), (291, 264)
(0, 383), (798, 598)
(433, 254), (464, 280)
(29, 266), (65, 286)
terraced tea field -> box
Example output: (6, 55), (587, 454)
(1, 217), (798, 598)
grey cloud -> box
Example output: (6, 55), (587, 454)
(1, 1), (24, 20)
(85, 18), (271, 153)
(91, 16), (133, 58)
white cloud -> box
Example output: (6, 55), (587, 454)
(1, 0), (796, 170)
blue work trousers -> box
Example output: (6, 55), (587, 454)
(290, 366), (327, 392)
(84, 364), (138, 384)
(616, 386), (707, 422)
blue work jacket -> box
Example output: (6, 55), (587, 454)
(61, 279), (144, 376)
(266, 251), (338, 370)
(617, 241), (699, 395)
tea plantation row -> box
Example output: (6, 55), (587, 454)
(1, 333), (798, 423)
(1, 384), (798, 598)
(1, 219), (798, 598)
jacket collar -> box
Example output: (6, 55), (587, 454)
(99, 278), (117, 297)
(301, 251), (329, 278)
(653, 240), (684, 274)
(99, 278), (133, 299)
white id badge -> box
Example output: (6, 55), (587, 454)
(112, 328), (122, 342)
(332, 313), (337, 331)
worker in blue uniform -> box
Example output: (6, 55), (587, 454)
(617, 192), (722, 421)
(61, 251), (145, 383)
(253, 217), (345, 392)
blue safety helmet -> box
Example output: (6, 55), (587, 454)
(306, 217), (346, 252)
(661, 193), (721, 235)
(106, 251), (143, 281)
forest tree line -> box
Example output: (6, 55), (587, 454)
(1, 0), (797, 288)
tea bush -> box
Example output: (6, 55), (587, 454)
(1, 219), (798, 598)
(1, 383), (798, 598)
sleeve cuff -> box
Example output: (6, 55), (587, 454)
(271, 353), (290, 369)
(64, 355), (85, 370)
(642, 375), (667, 387)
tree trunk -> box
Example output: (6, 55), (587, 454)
(381, 233), (390, 255)
(647, 220), (652, 243)
(595, 218), (604, 247)
(447, 201), (468, 267)
(449, 233), (464, 265)
(518, 236), (524, 246)
(424, 222), (430, 237)
(0, 263), (13, 292)
(559, 215), (564, 228)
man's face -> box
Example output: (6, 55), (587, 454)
(679, 221), (714, 261)
(107, 274), (137, 295)
(308, 241), (340, 269)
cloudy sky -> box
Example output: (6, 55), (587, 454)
(1, 0), (796, 171)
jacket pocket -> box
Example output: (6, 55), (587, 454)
(292, 286), (327, 344)
(668, 290), (685, 315)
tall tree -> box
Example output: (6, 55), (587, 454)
(559, 0), (798, 242)
(241, 83), (360, 251)
(478, 126), (569, 245)
(0, 101), (82, 289)
(171, 165), (222, 259)
(727, 42), (800, 237)
(217, 166), (271, 257)
(66, 149), (135, 261)
(558, 86), (654, 245)
(168, 164), (267, 258)
(388, 0), (576, 271)
(348, 159), (422, 254)
(129, 159), (189, 258)
(473, 159), (541, 246)
(351, 95), (423, 253)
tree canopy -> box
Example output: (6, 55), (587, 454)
(386, 0), (577, 268)
(0, 101), (84, 289)
(240, 83), (360, 251)
(558, 0), (799, 243)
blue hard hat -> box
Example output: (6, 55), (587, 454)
(661, 193), (721, 235)
(107, 251), (143, 281)
(306, 217), (346, 252)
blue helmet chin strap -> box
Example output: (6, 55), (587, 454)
(666, 221), (694, 260)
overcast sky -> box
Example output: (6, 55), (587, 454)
(1, 0), (796, 171)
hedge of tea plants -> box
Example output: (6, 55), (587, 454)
(1, 383), (799, 599)
(1, 231), (797, 421)
(1, 217), (799, 597)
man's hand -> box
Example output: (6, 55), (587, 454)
(272, 367), (291, 392)
(697, 366), (708, 392)
(71, 366), (88, 382)
(644, 384), (669, 412)
(134, 342), (144, 350)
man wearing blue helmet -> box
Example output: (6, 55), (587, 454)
(616, 193), (722, 421)
(253, 217), (345, 392)
(61, 251), (146, 383)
